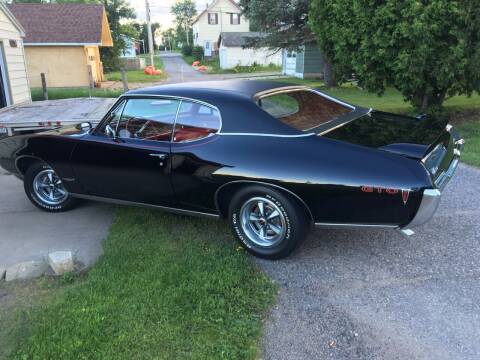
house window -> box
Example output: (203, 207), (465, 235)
(208, 12), (218, 25)
(230, 13), (240, 25)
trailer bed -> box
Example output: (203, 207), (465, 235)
(0, 97), (117, 136)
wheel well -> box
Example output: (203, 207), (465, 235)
(215, 181), (313, 223)
(16, 156), (44, 177)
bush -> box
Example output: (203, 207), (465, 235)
(181, 44), (193, 56)
(192, 46), (204, 61)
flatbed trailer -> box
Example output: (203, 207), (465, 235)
(0, 97), (117, 137)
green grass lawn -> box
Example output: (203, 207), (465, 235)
(182, 55), (281, 75)
(456, 120), (480, 167)
(275, 78), (480, 114)
(5, 208), (276, 360)
(105, 55), (167, 83)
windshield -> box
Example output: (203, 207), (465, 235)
(258, 90), (354, 132)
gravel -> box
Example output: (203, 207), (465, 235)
(257, 163), (480, 360)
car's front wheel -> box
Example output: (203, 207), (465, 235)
(229, 186), (310, 259)
(24, 162), (77, 212)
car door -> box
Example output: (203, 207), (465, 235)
(70, 97), (181, 206)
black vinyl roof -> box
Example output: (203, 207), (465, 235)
(126, 80), (293, 100)
(126, 80), (306, 135)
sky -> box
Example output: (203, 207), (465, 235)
(129, 0), (207, 30)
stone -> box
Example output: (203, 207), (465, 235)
(48, 251), (75, 275)
(5, 260), (48, 281)
(0, 266), (6, 280)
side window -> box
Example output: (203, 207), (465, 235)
(173, 101), (221, 143)
(116, 98), (180, 142)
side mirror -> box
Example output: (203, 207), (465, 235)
(105, 124), (116, 139)
(76, 122), (92, 132)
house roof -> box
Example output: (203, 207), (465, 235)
(0, 2), (25, 37)
(192, 0), (242, 24)
(218, 32), (266, 47)
(7, 3), (112, 46)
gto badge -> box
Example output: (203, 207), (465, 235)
(401, 189), (410, 205)
(361, 186), (411, 206)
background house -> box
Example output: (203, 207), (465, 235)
(283, 44), (324, 79)
(120, 35), (139, 58)
(218, 32), (281, 69)
(8, 3), (113, 88)
(0, 2), (30, 109)
(192, 0), (249, 57)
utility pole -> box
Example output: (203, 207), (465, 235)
(145, 0), (155, 67)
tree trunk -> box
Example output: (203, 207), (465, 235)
(323, 56), (337, 88)
(185, 24), (190, 45)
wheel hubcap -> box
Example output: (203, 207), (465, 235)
(33, 169), (68, 206)
(240, 197), (286, 247)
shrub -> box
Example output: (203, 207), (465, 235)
(192, 46), (204, 61)
(181, 44), (193, 56)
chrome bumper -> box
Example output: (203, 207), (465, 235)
(404, 188), (442, 228)
(404, 127), (464, 229)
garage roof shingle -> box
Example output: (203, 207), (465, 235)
(7, 3), (105, 45)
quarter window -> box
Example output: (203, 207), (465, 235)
(99, 100), (126, 135)
(116, 99), (180, 142)
(173, 101), (221, 142)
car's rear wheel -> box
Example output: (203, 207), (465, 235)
(24, 163), (77, 212)
(228, 185), (309, 259)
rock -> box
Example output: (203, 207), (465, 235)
(0, 266), (6, 280)
(5, 260), (48, 281)
(48, 251), (75, 275)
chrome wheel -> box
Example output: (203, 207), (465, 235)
(240, 197), (286, 247)
(33, 169), (68, 206)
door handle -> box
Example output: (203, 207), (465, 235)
(149, 153), (168, 160)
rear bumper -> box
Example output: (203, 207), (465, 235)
(404, 125), (464, 229)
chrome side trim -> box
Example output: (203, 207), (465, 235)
(217, 133), (315, 138)
(214, 180), (314, 222)
(403, 189), (441, 228)
(314, 223), (398, 229)
(70, 193), (220, 219)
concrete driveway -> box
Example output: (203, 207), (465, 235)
(0, 167), (112, 269)
(258, 163), (480, 360)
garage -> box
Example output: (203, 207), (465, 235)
(0, 2), (30, 110)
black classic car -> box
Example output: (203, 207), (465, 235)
(0, 80), (464, 259)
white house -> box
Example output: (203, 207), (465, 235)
(218, 32), (282, 69)
(192, 0), (249, 57)
(0, 2), (30, 110)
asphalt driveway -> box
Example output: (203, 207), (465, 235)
(160, 52), (282, 84)
(257, 163), (480, 360)
(0, 167), (112, 269)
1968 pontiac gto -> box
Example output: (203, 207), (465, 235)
(0, 80), (464, 259)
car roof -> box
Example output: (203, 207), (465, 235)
(126, 80), (296, 101)
(125, 80), (308, 135)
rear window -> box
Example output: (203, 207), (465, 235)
(258, 90), (353, 131)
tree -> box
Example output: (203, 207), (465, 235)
(239, 0), (314, 48)
(239, 0), (338, 86)
(133, 22), (160, 53)
(100, 0), (137, 71)
(310, 0), (480, 112)
(171, 0), (197, 46)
